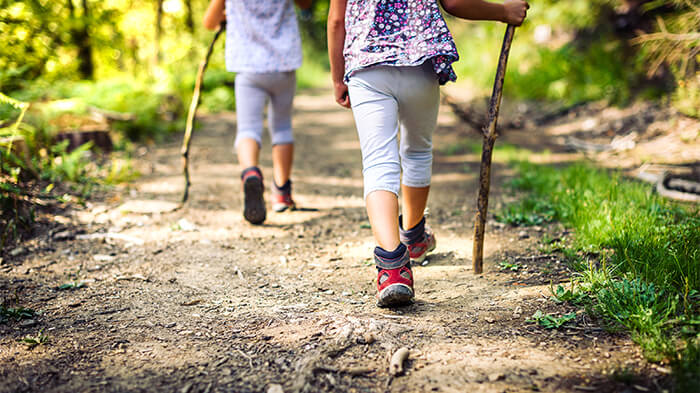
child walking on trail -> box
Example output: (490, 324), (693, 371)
(327, 0), (529, 307)
(203, 0), (312, 225)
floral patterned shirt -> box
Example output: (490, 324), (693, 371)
(225, 0), (302, 73)
(343, 0), (459, 84)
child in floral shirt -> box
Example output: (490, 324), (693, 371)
(328, 0), (528, 307)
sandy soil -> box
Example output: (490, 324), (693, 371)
(1, 87), (685, 393)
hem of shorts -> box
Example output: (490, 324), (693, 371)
(271, 139), (294, 147)
(364, 186), (400, 200)
(234, 134), (263, 148)
(227, 65), (301, 74)
(401, 180), (432, 188)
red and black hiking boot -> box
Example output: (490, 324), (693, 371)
(375, 244), (414, 307)
(241, 167), (266, 225)
(271, 180), (296, 212)
(400, 216), (436, 264)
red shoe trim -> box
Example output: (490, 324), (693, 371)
(377, 266), (413, 292)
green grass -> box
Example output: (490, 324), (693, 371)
(498, 260), (522, 271)
(499, 161), (699, 387)
(20, 330), (49, 349)
(527, 310), (577, 329)
(0, 305), (35, 323)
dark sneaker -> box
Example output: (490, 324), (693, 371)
(271, 180), (296, 212)
(399, 216), (436, 264)
(241, 167), (266, 225)
(375, 245), (414, 307)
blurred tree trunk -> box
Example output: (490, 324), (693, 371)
(184, 0), (195, 34)
(154, 0), (164, 64)
(68, 0), (94, 79)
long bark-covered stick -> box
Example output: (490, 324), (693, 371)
(181, 22), (225, 204)
(473, 25), (516, 274)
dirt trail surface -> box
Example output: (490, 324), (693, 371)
(1, 88), (674, 393)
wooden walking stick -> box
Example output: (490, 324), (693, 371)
(472, 25), (516, 274)
(181, 21), (226, 204)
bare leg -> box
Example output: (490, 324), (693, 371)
(366, 190), (401, 251)
(271, 143), (294, 187)
(401, 184), (430, 230)
(236, 138), (261, 170)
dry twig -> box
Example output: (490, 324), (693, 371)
(180, 22), (226, 204)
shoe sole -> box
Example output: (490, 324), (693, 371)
(243, 176), (266, 225)
(272, 203), (296, 213)
(376, 284), (414, 308)
(410, 239), (437, 264)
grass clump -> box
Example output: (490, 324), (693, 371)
(0, 305), (35, 323)
(527, 310), (577, 329)
(500, 161), (699, 386)
(1, 92), (139, 251)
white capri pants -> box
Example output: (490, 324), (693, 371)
(347, 63), (440, 199)
(235, 71), (296, 147)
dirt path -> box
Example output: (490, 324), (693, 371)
(1, 88), (668, 392)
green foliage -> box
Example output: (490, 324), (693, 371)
(503, 161), (699, 384)
(58, 281), (86, 290)
(39, 78), (182, 141)
(0, 305), (35, 323)
(447, 0), (696, 106)
(632, 0), (700, 117)
(502, 162), (700, 296)
(498, 261), (522, 271)
(673, 338), (700, 392)
(494, 197), (556, 226)
(596, 278), (677, 359)
(527, 310), (577, 329)
(0, 92), (30, 143)
(20, 330), (49, 349)
(673, 76), (700, 118)
(39, 141), (92, 183)
(508, 41), (641, 105)
(551, 283), (588, 305)
(1, 91), (139, 249)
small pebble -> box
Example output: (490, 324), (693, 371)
(267, 384), (284, 393)
(488, 372), (504, 382)
(20, 319), (37, 327)
(9, 247), (26, 257)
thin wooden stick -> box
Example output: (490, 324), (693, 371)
(181, 22), (226, 204)
(473, 25), (516, 274)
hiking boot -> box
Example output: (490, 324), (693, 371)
(400, 216), (436, 264)
(271, 180), (296, 212)
(241, 167), (266, 225)
(375, 244), (414, 307)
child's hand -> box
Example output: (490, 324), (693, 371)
(334, 82), (350, 108)
(503, 0), (529, 26)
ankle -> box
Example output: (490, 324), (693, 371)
(399, 215), (425, 244)
(274, 179), (292, 193)
(374, 243), (409, 269)
(241, 166), (262, 180)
